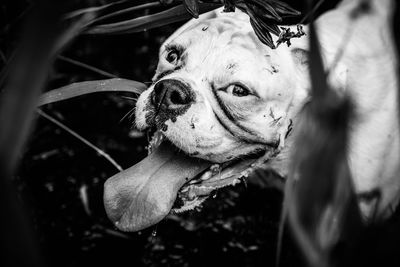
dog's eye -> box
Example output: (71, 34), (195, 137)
(226, 84), (251, 97)
(166, 49), (179, 64)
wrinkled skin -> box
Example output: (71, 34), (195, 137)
(135, 9), (307, 164)
(105, 0), (400, 232)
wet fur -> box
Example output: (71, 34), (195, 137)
(135, 0), (400, 221)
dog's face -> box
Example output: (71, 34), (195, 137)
(137, 10), (307, 162)
(104, 9), (309, 232)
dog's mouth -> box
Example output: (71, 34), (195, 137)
(103, 130), (274, 232)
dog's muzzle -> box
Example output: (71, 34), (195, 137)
(151, 79), (195, 114)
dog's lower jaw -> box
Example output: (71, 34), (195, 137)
(172, 145), (281, 213)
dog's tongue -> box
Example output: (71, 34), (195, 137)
(104, 141), (210, 232)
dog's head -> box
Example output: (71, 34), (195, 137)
(104, 9), (309, 232)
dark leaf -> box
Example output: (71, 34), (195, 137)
(65, 0), (128, 19)
(85, 2), (162, 27)
(245, 2), (279, 21)
(249, 18), (275, 49)
(273, 0), (302, 17)
(242, 6), (281, 39)
(159, 0), (175, 5)
(249, 0), (282, 22)
(236, 1), (301, 48)
(251, 10), (281, 36)
(260, 20), (280, 36)
(183, 0), (200, 19)
(85, 3), (219, 34)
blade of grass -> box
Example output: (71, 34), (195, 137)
(86, 1), (162, 27)
(37, 109), (123, 172)
(64, 0), (129, 19)
(84, 3), (221, 35)
(37, 78), (146, 106)
(58, 55), (118, 78)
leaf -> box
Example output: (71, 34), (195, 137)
(85, 3), (220, 35)
(85, 2), (162, 28)
(249, 18), (275, 48)
(245, 2), (280, 21)
(272, 0), (302, 17)
(64, 0), (128, 19)
(235, 1), (301, 48)
(37, 78), (147, 106)
(183, 0), (200, 19)
(249, 0), (282, 22)
(250, 8), (281, 36)
(239, 3), (276, 48)
(259, 19), (280, 37)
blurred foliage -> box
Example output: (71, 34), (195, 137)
(0, 1), (399, 267)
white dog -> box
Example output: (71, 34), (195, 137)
(104, 0), (399, 232)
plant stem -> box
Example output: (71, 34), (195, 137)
(37, 109), (123, 172)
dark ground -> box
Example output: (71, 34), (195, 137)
(2, 0), (400, 266)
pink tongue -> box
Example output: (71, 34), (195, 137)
(103, 142), (210, 232)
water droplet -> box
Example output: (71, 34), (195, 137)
(152, 229), (157, 237)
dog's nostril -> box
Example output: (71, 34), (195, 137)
(169, 90), (187, 105)
(152, 79), (194, 109)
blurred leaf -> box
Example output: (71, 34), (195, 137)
(0, 3), (95, 266)
(285, 22), (362, 267)
(0, 5), (94, 174)
(85, 3), (220, 35)
(37, 78), (147, 106)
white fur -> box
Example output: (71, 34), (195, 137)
(135, 0), (400, 219)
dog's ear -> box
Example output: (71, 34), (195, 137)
(290, 46), (348, 96)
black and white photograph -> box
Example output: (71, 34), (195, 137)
(1, 0), (400, 266)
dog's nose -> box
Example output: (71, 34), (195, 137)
(152, 79), (194, 110)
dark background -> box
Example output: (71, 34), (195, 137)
(1, 0), (400, 266)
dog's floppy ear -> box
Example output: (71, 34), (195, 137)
(289, 46), (348, 95)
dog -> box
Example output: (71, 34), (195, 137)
(104, 0), (399, 233)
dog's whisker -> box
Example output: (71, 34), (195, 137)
(119, 107), (136, 123)
(120, 96), (138, 101)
